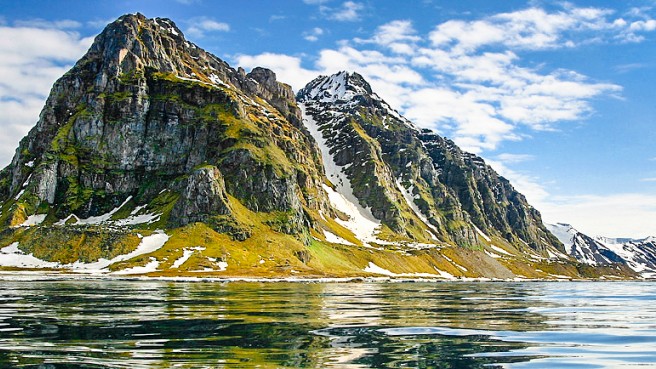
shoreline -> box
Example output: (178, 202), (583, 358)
(0, 271), (648, 283)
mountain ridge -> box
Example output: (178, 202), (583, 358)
(0, 13), (640, 279)
(547, 223), (656, 278)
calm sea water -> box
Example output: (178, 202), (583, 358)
(0, 278), (654, 368)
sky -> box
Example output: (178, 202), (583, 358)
(1, 0), (656, 238)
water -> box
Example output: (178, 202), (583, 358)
(0, 278), (654, 368)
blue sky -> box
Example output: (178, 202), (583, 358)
(1, 0), (656, 237)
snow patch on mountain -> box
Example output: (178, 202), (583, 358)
(363, 262), (453, 279)
(0, 231), (170, 274)
(0, 242), (60, 269)
(17, 214), (47, 227)
(473, 224), (491, 243)
(490, 245), (513, 256)
(112, 257), (160, 275)
(69, 230), (170, 273)
(396, 179), (438, 240)
(323, 230), (355, 246)
(300, 103), (383, 245)
(304, 71), (364, 104)
(75, 196), (133, 225)
(299, 71), (417, 130)
(547, 223), (656, 278)
(547, 223), (576, 255)
(170, 246), (205, 269)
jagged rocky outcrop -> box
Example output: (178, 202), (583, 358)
(0, 13), (328, 241)
(169, 166), (232, 226)
(297, 71), (561, 252)
(1, 13), (633, 278)
(419, 131), (562, 251)
(548, 223), (656, 278)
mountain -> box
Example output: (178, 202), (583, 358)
(0, 13), (329, 273)
(546, 223), (655, 278)
(297, 71), (562, 251)
(0, 14), (636, 279)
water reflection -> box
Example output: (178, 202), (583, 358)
(0, 280), (654, 368)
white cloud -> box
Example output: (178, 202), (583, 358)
(0, 25), (93, 167)
(234, 5), (637, 151)
(629, 19), (656, 31)
(404, 7), (626, 147)
(495, 153), (535, 164)
(324, 1), (364, 22)
(539, 193), (656, 238)
(14, 18), (82, 29)
(303, 27), (324, 42)
(363, 20), (420, 54)
(186, 17), (230, 39)
(428, 5), (656, 51)
(235, 53), (320, 92)
(0, 98), (46, 166)
(429, 19), (506, 52)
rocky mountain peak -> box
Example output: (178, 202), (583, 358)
(79, 13), (238, 90)
(241, 67), (301, 126)
(547, 223), (656, 278)
(297, 71), (372, 103)
(0, 12), (329, 245)
(80, 12), (294, 107)
(297, 71), (416, 131)
(296, 70), (562, 253)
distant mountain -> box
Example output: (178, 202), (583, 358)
(0, 13), (637, 279)
(546, 223), (656, 278)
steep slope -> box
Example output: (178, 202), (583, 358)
(297, 72), (561, 255)
(602, 238), (656, 278)
(0, 14), (637, 279)
(546, 223), (625, 265)
(547, 223), (654, 278)
(0, 13), (336, 272)
(419, 131), (562, 253)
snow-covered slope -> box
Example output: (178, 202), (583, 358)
(601, 237), (656, 278)
(547, 223), (656, 278)
(298, 71), (442, 246)
(299, 103), (382, 245)
(299, 71), (416, 129)
(0, 231), (170, 274)
(297, 71), (563, 256)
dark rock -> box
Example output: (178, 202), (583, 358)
(0, 13), (329, 241)
(170, 166), (232, 226)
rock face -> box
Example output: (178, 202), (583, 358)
(0, 13), (328, 241)
(297, 71), (561, 252)
(170, 166), (232, 226)
(0, 13), (622, 278)
(419, 130), (561, 251)
(547, 223), (656, 278)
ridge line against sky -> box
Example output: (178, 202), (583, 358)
(1, 0), (656, 237)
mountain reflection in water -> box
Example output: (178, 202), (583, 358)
(0, 278), (654, 368)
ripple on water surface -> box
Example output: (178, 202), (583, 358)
(0, 279), (654, 368)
